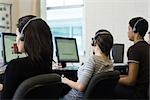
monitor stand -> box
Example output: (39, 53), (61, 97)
(61, 62), (66, 68)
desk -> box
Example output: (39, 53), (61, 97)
(0, 63), (128, 83)
(53, 69), (77, 81)
(113, 63), (128, 75)
(53, 63), (128, 81)
(0, 65), (78, 83)
(52, 65), (78, 81)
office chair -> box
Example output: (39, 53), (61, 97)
(84, 70), (120, 99)
(13, 73), (63, 100)
(112, 44), (124, 63)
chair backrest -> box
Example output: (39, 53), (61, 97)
(13, 73), (63, 100)
(84, 70), (120, 99)
(112, 44), (124, 63)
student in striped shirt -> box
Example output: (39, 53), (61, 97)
(61, 29), (114, 100)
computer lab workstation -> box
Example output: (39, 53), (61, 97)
(0, 32), (128, 83)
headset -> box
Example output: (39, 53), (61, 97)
(19, 17), (41, 41)
(132, 18), (144, 32)
(91, 30), (110, 46)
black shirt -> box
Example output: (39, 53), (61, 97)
(1, 57), (52, 99)
(127, 41), (149, 98)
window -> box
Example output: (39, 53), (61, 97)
(46, 0), (84, 56)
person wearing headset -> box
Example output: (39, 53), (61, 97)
(1, 15), (53, 99)
(115, 17), (149, 99)
(61, 29), (114, 100)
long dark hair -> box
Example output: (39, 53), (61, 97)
(17, 15), (53, 65)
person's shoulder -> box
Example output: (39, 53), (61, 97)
(90, 55), (103, 63)
(85, 55), (95, 64)
(88, 55), (97, 61)
(128, 42), (139, 51)
(8, 57), (29, 67)
(134, 41), (149, 47)
(131, 41), (149, 49)
(10, 57), (28, 63)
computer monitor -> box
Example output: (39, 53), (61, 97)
(1, 32), (26, 64)
(112, 44), (124, 63)
(55, 37), (79, 68)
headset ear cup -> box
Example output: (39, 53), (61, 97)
(91, 38), (96, 46)
(132, 18), (143, 33)
(133, 27), (136, 32)
(20, 36), (24, 41)
(133, 27), (138, 33)
(91, 38), (94, 46)
(19, 32), (24, 41)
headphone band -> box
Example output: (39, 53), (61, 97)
(94, 31), (110, 39)
(19, 17), (41, 41)
(91, 30), (110, 46)
(133, 18), (144, 32)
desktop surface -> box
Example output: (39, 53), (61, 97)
(53, 65), (79, 70)
(113, 63), (128, 75)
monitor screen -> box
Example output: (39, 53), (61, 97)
(1, 32), (26, 64)
(55, 37), (79, 65)
(112, 44), (124, 63)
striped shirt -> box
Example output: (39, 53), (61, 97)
(63, 55), (113, 100)
(77, 55), (113, 86)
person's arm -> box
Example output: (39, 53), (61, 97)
(119, 62), (139, 86)
(61, 56), (95, 92)
(61, 77), (85, 92)
(0, 83), (3, 91)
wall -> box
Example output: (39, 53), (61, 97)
(83, 0), (149, 62)
(18, 0), (40, 18)
(0, 0), (19, 33)
(0, 0), (40, 33)
(0, 0), (40, 61)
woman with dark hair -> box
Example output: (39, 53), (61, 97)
(1, 15), (53, 99)
(114, 17), (149, 99)
(61, 29), (114, 100)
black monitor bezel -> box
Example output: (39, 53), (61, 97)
(55, 37), (79, 63)
(1, 32), (16, 64)
(112, 43), (124, 63)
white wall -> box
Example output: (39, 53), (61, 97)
(84, 0), (149, 62)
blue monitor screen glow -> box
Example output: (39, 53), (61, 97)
(1, 32), (26, 64)
(55, 37), (79, 67)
